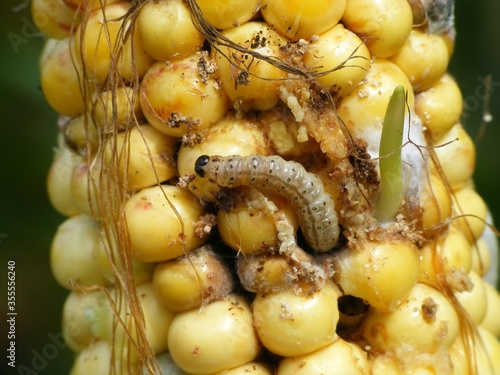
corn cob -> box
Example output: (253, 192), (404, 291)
(33, 0), (500, 373)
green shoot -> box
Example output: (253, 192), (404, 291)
(375, 85), (406, 223)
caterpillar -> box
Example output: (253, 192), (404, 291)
(194, 154), (339, 252)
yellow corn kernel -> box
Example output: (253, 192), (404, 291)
(196, 0), (260, 30)
(277, 338), (368, 375)
(94, 234), (155, 285)
(214, 22), (289, 111)
(341, 0), (413, 58)
(74, 1), (154, 85)
(451, 186), (487, 243)
(334, 239), (420, 312)
(451, 327), (500, 375)
(420, 174), (452, 232)
(415, 73), (463, 139)
(303, 23), (371, 97)
(62, 290), (104, 352)
(40, 37), (84, 116)
(337, 59), (414, 150)
(252, 283), (340, 357)
(431, 124), (476, 190)
(70, 341), (116, 375)
(92, 283), (175, 357)
(137, 0), (205, 61)
(125, 185), (208, 262)
(46, 144), (82, 217)
(390, 29), (450, 92)
(470, 238), (492, 277)
(361, 283), (460, 354)
(418, 228), (472, 285)
(103, 124), (178, 191)
(140, 55), (230, 138)
(480, 281), (500, 336)
(261, 0), (346, 41)
(31, 0), (80, 39)
(454, 270), (487, 325)
(210, 362), (272, 375)
(70, 161), (92, 214)
(61, 115), (99, 155)
(91, 86), (143, 131)
(63, 0), (121, 12)
(152, 245), (234, 311)
(218, 188), (299, 254)
(168, 294), (261, 374)
(237, 246), (322, 294)
(50, 215), (109, 288)
(369, 355), (401, 375)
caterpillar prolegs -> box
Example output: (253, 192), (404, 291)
(195, 154), (340, 252)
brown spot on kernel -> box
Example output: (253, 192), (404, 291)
(192, 346), (200, 356)
(421, 297), (438, 323)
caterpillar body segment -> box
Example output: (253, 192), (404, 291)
(195, 154), (340, 252)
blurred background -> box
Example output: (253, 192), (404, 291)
(0, 1), (499, 374)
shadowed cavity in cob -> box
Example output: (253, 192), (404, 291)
(35, 0), (500, 373)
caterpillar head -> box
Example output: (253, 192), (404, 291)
(194, 155), (210, 178)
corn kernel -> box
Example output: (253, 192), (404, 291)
(303, 23), (371, 97)
(196, 0), (260, 30)
(334, 239), (420, 311)
(342, 0), (413, 58)
(218, 188), (299, 254)
(415, 73), (463, 139)
(390, 29), (450, 92)
(103, 124), (178, 191)
(420, 174), (452, 232)
(418, 228), (472, 285)
(94, 234), (155, 285)
(74, 2), (154, 85)
(40, 37), (84, 116)
(277, 338), (368, 375)
(125, 185), (208, 262)
(361, 283), (460, 354)
(152, 245), (234, 311)
(252, 283), (340, 357)
(431, 124), (476, 190)
(62, 290), (104, 352)
(480, 281), (500, 336)
(70, 341), (116, 375)
(93, 283), (175, 356)
(261, 0), (346, 41)
(168, 294), (261, 374)
(451, 186), (487, 243)
(50, 215), (109, 288)
(214, 22), (289, 111)
(337, 59), (414, 155)
(470, 238), (492, 277)
(47, 144), (82, 217)
(140, 55), (230, 138)
(31, 0), (80, 39)
(454, 270), (487, 325)
(91, 86), (143, 131)
(137, 0), (205, 61)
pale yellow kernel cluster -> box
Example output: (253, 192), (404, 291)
(34, 0), (500, 374)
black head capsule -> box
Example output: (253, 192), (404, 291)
(194, 155), (210, 177)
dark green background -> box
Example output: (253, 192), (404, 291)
(1, 1), (499, 374)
